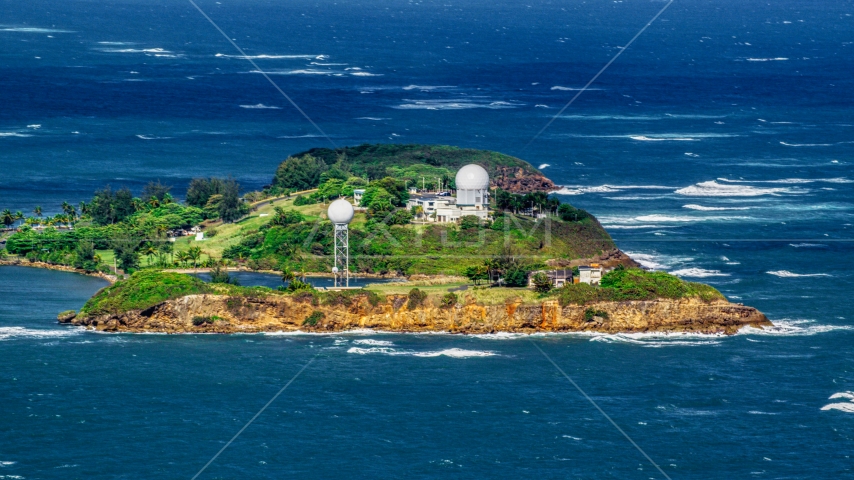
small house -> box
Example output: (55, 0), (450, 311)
(353, 189), (365, 206)
(578, 264), (604, 285)
(528, 269), (573, 288)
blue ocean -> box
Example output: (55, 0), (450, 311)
(1, 0), (853, 477)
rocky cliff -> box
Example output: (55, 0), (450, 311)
(66, 293), (771, 335)
(493, 166), (557, 193)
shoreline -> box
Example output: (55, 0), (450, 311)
(0, 258), (116, 283)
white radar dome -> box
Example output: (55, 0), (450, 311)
(455, 164), (489, 190)
(327, 199), (355, 225)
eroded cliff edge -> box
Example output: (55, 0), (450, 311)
(66, 293), (771, 335)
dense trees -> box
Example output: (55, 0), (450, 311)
(273, 154), (328, 191)
(89, 186), (135, 225)
(186, 177), (247, 222)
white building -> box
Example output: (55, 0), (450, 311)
(578, 265), (604, 285)
(353, 189), (365, 206)
(407, 164), (490, 223)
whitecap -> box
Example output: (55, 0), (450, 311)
(745, 57), (789, 61)
(780, 141), (833, 147)
(630, 135), (697, 141)
(538, 163), (550, 169)
(216, 53), (320, 59)
(251, 69), (333, 75)
(99, 47), (172, 54)
(278, 134), (324, 139)
(589, 332), (723, 347)
(0, 132), (32, 138)
(767, 270), (831, 278)
(0, 327), (81, 341)
(738, 319), (853, 336)
(352, 339), (394, 346)
(789, 243), (827, 248)
(136, 135), (172, 140)
(393, 99), (522, 110)
(347, 347), (497, 358)
(402, 85), (455, 91)
(26, 124), (41, 129)
(355, 117), (390, 121)
(682, 204), (751, 211)
(559, 114), (659, 121)
(551, 184), (672, 195)
(550, 86), (603, 91)
(718, 177), (852, 184)
(239, 103), (281, 109)
(670, 268), (730, 278)
(675, 180), (806, 197)
(534, 104), (550, 108)
(350, 71), (382, 76)
(1, 26), (74, 33)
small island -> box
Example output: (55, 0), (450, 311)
(1, 144), (771, 335)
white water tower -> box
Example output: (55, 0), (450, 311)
(327, 199), (355, 287)
(455, 164), (489, 208)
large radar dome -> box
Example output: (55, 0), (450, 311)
(327, 199), (355, 225)
(455, 164), (489, 190)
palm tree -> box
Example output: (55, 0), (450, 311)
(188, 246), (202, 270)
(1, 209), (14, 228)
(34, 206), (42, 217)
(142, 242), (158, 266)
(176, 251), (190, 267)
(281, 270), (295, 286)
(13, 211), (23, 228)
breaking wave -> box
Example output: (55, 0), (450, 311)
(402, 85), (455, 91)
(822, 392), (854, 413)
(1, 26), (74, 33)
(216, 53), (322, 59)
(630, 135), (696, 142)
(347, 347), (497, 358)
(136, 135), (172, 140)
(745, 57), (789, 61)
(589, 332), (723, 347)
(550, 86), (603, 91)
(675, 180), (807, 197)
(682, 204), (751, 211)
(240, 103), (281, 109)
(767, 270), (832, 278)
(780, 141), (833, 147)
(718, 177), (852, 184)
(551, 184), (672, 195)
(393, 99), (521, 110)
(670, 268), (730, 278)
(738, 319), (854, 336)
(789, 243), (828, 248)
(0, 327), (81, 341)
(0, 132), (32, 138)
(352, 339), (394, 346)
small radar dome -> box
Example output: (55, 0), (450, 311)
(327, 199), (355, 225)
(455, 164), (489, 190)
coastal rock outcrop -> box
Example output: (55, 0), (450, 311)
(493, 166), (556, 193)
(68, 294), (771, 335)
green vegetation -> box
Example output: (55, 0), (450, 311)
(407, 288), (428, 309)
(556, 268), (725, 306)
(584, 308), (609, 321)
(192, 315), (223, 326)
(531, 272), (553, 294)
(270, 144), (539, 193)
(440, 292), (458, 308)
(80, 270), (212, 316)
(303, 310), (325, 326)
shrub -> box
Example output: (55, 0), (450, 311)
(80, 271), (211, 316)
(192, 315), (221, 326)
(441, 292), (458, 308)
(531, 272), (553, 293)
(503, 268), (529, 287)
(459, 215), (481, 230)
(303, 310), (325, 326)
(584, 308), (609, 322)
(407, 288), (428, 309)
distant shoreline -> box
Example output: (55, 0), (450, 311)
(0, 258), (116, 283)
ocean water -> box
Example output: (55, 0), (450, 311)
(1, 0), (853, 477)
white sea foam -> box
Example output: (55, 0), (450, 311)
(745, 57), (789, 61)
(352, 339), (394, 346)
(625, 252), (668, 270)
(534, 104), (550, 108)
(718, 177), (852, 184)
(538, 163), (550, 169)
(402, 85), (455, 91)
(0, 327), (81, 341)
(780, 141), (833, 147)
(99, 47), (172, 54)
(675, 180), (806, 197)
(738, 319), (854, 336)
(550, 86), (603, 91)
(789, 243), (827, 248)
(136, 135), (172, 140)
(559, 114), (659, 121)
(239, 103), (281, 109)
(98, 41), (134, 45)
(551, 184), (672, 195)
(27, 124), (41, 129)
(589, 332), (723, 347)
(1, 26), (74, 33)
(393, 99), (521, 110)
(347, 346), (496, 358)
(682, 204), (751, 211)
(216, 53), (321, 59)
(630, 135), (697, 141)
(0, 133), (32, 138)
(278, 134), (325, 139)
(670, 268), (730, 278)
(767, 270), (831, 278)
(355, 117), (390, 121)
(350, 71), (382, 76)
